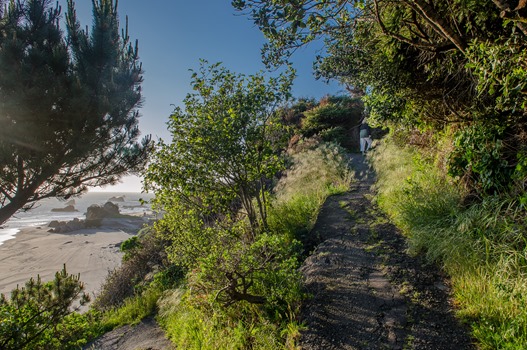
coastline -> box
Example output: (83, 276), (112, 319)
(0, 227), (21, 246)
(0, 217), (146, 307)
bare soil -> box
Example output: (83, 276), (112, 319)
(298, 154), (475, 350)
(84, 317), (174, 350)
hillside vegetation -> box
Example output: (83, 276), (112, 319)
(371, 133), (527, 349)
(4, 0), (527, 348)
(0, 68), (360, 348)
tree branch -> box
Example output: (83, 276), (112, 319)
(373, 0), (444, 51)
(403, 0), (467, 52)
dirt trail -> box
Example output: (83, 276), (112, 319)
(84, 317), (173, 350)
(298, 154), (475, 350)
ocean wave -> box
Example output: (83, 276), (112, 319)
(0, 228), (19, 245)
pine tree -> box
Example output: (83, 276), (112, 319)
(0, 0), (151, 225)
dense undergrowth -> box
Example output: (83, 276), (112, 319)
(148, 141), (352, 349)
(371, 136), (527, 349)
(0, 143), (351, 350)
(93, 141), (352, 349)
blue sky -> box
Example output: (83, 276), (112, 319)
(61, 0), (342, 191)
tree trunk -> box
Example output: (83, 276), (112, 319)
(229, 289), (266, 304)
(0, 193), (31, 226)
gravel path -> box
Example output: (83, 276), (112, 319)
(84, 317), (173, 350)
(298, 154), (475, 350)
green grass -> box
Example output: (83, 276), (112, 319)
(370, 138), (527, 349)
(269, 142), (353, 242)
(100, 285), (163, 330)
(157, 289), (301, 350)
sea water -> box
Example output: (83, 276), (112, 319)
(0, 192), (154, 245)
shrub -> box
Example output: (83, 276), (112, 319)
(120, 235), (140, 257)
(154, 141), (352, 348)
(299, 96), (363, 149)
(319, 126), (347, 144)
(188, 230), (303, 310)
(0, 266), (95, 350)
(301, 104), (353, 137)
(448, 124), (513, 195)
(278, 97), (317, 128)
(93, 228), (176, 310)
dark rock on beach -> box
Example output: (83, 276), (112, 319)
(51, 204), (77, 212)
(48, 202), (128, 233)
(48, 218), (85, 233)
(86, 202), (120, 221)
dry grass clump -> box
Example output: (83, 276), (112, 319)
(276, 141), (352, 202)
(267, 141), (353, 248)
(93, 228), (170, 310)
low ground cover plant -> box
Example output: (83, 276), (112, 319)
(0, 267), (96, 350)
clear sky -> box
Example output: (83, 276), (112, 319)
(61, 0), (343, 192)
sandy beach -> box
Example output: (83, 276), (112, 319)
(0, 217), (147, 306)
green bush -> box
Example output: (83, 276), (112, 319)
(153, 142), (352, 349)
(448, 124), (512, 195)
(319, 126), (347, 144)
(190, 230), (302, 308)
(466, 35), (527, 116)
(0, 266), (95, 350)
(120, 235), (140, 257)
(301, 104), (352, 137)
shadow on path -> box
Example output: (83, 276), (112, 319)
(298, 153), (475, 350)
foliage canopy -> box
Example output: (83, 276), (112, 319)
(146, 61), (294, 233)
(234, 0), (527, 195)
(0, 0), (151, 225)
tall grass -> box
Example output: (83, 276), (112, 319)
(371, 139), (527, 349)
(157, 289), (300, 350)
(100, 285), (163, 330)
(268, 142), (353, 241)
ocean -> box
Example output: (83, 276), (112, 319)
(0, 192), (154, 245)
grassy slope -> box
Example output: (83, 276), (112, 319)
(370, 139), (527, 349)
